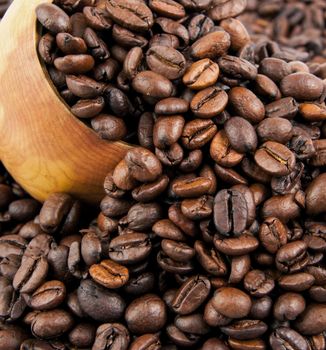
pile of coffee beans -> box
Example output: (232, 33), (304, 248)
(1, 0), (325, 349)
(239, 0), (326, 63)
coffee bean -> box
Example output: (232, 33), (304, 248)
(182, 119), (217, 150)
(305, 173), (326, 216)
(220, 18), (250, 51)
(146, 45), (186, 80)
(211, 287), (252, 319)
(183, 59), (219, 90)
(280, 73), (324, 101)
(259, 217), (288, 254)
(213, 189), (248, 236)
(278, 273), (315, 292)
(153, 115), (185, 149)
(172, 275), (211, 315)
(208, 0), (247, 21)
(221, 320), (268, 340)
(125, 294), (167, 334)
(190, 87), (228, 118)
(77, 279), (125, 322)
(90, 259), (129, 289)
(190, 31), (231, 59)
(270, 327), (309, 350)
(229, 87), (265, 123)
(30, 280), (66, 310)
(129, 333), (161, 350)
(36, 3), (71, 33)
(273, 292), (306, 321)
(106, 0), (154, 32)
(214, 233), (259, 256)
(93, 323), (130, 350)
(275, 241), (308, 273)
(91, 114), (127, 141)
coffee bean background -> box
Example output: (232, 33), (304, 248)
(0, 0), (326, 349)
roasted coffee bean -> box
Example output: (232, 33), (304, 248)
(171, 177), (212, 198)
(105, 0), (153, 32)
(218, 56), (257, 81)
(125, 294), (167, 334)
(125, 147), (162, 183)
(306, 173), (326, 216)
(109, 233), (151, 265)
(31, 309), (74, 339)
(275, 241), (308, 273)
(244, 269), (275, 297)
(91, 114), (127, 141)
(30, 280), (66, 311)
(229, 87), (265, 123)
(153, 115), (184, 149)
(132, 175), (169, 203)
(92, 323), (130, 350)
(71, 97), (105, 118)
(183, 59), (219, 90)
(278, 273), (315, 292)
(83, 6), (112, 31)
(213, 189), (248, 236)
(273, 292), (306, 321)
(259, 58), (291, 83)
(190, 87), (228, 118)
(208, 0), (247, 21)
(224, 117), (258, 153)
(221, 320), (268, 340)
(210, 130), (244, 167)
(253, 74), (281, 100)
(112, 159), (138, 191)
(182, 119), (217, 150)
(66, 74), (105, 98)
(270, 327), (309, 350)
(90, 259), (129, 289)
(172, 275), (211, 315)
(214, 233), (259, 256)
(146, 45), (186, 80)
(211, 287), (252, 319)
(77, 279), (125, 322)
(188, 14), (214, 42)
(280, 73), (324, 101)
(259, 217), (288, 254)
(129, 333), (161, 350)
(190, 31), (231, 59)
(265, 97), (298, 119)
(36, 3), (71, 33)
(220, 18), (250, 51)
(181, 195), (213, 220)
(254, 141), (296, 176)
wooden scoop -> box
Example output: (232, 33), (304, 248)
(0, 0), (132, 204)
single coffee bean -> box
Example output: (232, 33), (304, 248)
(294, 304), (326, 335)
(105, 0), (154, 32)
(161, 239), (195, 262)
(30, 280), (66, 310)
(146, 45), (186, 80)
(109, 233), (152, 265)
(92, 323), (130, 350)
(91, 114), (127, 141)
(210, 130), (244, 167)
(244, 269), (275, 297)
(275, 241), (308, 273)
(183, 59), (219, 90)
(90, 259), (129, 289)
(257, 117), (293, 144)
(220, 18), (250, 51)
(181, 195), (213, 220)
(280, 73), (324, 101)
(125, 147), (162, 183)
(211, 287), (252, 319)
(113, 159), (139, 191)
(132, 71), (174, 98)
(190, 31), (231, 59)
(261, 194), (301, 222)
(155, 97), (189, 115)
(31, 309), (74, 339)
(132, 175), (169, 203)
(221, 320), (268, 340)
(190, 87), (228, 118)
(253, 74), (281, 100)
(36, 3), (71, 33)
(125, 294), (167, 334)
(228, 87), (265, 123)
(66, 74), (105, 98)
(278, 273), (315, 292)
(171, 177), (212, 198)
(172, 275), (211, 315)
(259, 217), (288, 254)
(273, 292), (306, 321)
(305, 173), (326, 216)
(254, 141), (296, 176)
(149, 0), (185, 19)
(208, 0), (247, 21)
(153, 115), (185, 149)
(83, 6), (112, 31)
(182, 119), (217, 150)
(77, 279), (125, 322)
(259, 57), (291, 83)
(213, 233), (259, 256)
(224, 117), (258, 153)
(270, 327), (309, 350)
(129, 333), (161, 350)
(265, 97), (298, 119)
(218, 55), (257, 81)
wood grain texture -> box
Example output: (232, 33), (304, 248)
(0, 0), (132, 204)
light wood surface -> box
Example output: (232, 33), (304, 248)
(0, 0), (132, 204)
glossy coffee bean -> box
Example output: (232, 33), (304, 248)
(36, 3), (71, 33)
(90, 259), (129, 289)
(30, 280), (66, 311)
(183, 59), (219, 90)
(125, 294), (167, 334)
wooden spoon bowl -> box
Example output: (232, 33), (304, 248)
(0, 0), (132, 204)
